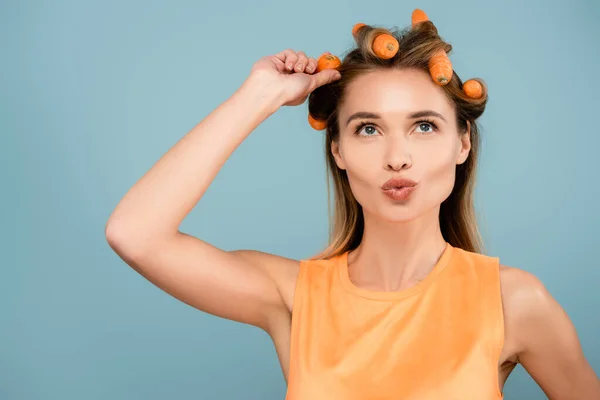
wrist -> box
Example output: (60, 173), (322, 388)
(237, 75), (284, 115)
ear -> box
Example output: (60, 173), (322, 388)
(331, 139), (347, 170)
(457, 120), (472, 165)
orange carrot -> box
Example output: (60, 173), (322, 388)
(352, 23), (366, 38)
(463, 79), (483, 99)
(308, 113), (327, 130)
(316, 53), (341, 72)
(372, 33), (399, 59)
(411, 9), (429, 27)
(428, 49), (452, 85)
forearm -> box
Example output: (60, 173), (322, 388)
(106, 77), (282, 247)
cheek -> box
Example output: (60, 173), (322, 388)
(339, 142), (383, 200)
(419, 145), (458, 202)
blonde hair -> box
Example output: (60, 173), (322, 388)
(307, 22), (488, 260)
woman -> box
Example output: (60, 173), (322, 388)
(105, 12), (600, 400)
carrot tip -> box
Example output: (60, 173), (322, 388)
(352, 23), (367, 38)
(411, 8), (429, 27)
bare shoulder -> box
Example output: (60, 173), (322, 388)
(498, 264), (549, 309)
(497, 264), (548, 362)
(231, 249), (301, 312)
(498, 264), (554, 345)
(498, 263), (600, 397)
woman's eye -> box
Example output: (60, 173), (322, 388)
(357, 124), (379, 136)
(415, 122), (435, 134)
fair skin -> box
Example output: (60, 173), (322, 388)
(331, 68), (466, 292)
(105, 49), (600, 398)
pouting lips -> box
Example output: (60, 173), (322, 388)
(382, 185), (417, 200)
(381, 178), (418, 191)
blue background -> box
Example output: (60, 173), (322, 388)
(2, 0), (599, 398)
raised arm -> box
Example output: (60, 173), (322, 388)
(104, 49), (341, 332)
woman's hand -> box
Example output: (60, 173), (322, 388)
(246, 49), (342, 107)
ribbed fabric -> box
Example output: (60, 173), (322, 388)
(285, 242), (504, 400)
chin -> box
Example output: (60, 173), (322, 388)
(379, 208), (423, 223)
(363, 202), (424, 224)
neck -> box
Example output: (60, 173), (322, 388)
(347, 207), (447, 292)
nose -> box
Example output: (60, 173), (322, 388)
(385, 136), (412, 171)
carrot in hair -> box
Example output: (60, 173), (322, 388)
(308, 113), (327, 130)
(428, 49), (453, 85)
(352, 23), (366, 38)
(316, 53), (341, 72)
(411, 9), (429, 26)
(372, 33), (399, 59)
(463, 79), (483, 99)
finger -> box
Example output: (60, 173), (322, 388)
(305, 57), (318, 73)
(273, 49), (297, 71)
(304, 57), (317, 74)
(273, 48), (295, 63)
(310, 69), (342, 91)
(269, 56), (287, 73)
(294, 51), (309, 73)
(284, 51), (299, 71)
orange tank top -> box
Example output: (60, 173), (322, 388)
(285, 242), (504, 400)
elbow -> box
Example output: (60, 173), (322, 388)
(105, 220), (169, 260)
(105, 221), (147, 260)
(105, 219), (128, 247)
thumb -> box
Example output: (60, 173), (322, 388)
(311, 69), (342, 90)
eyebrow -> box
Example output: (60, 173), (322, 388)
(344, 110), (447, 127)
